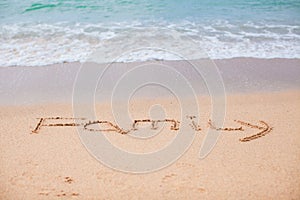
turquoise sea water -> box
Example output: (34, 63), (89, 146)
(0, 0), (300, 66)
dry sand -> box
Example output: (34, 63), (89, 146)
(0, 90), (300, 199)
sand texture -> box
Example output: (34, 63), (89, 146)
(0, 91), (300, 199)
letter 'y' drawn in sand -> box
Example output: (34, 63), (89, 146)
(234, 120), (272, 142)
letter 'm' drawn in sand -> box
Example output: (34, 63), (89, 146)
(234, 120), (272, 142)
(132, 119), (180, 131)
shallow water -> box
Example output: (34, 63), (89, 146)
(0, 0), (300, 66)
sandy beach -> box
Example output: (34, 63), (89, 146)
(0, 58), (300, 199)
(1, 0), (300, 198)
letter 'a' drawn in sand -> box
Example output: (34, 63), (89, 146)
(31, 116), (273, 142)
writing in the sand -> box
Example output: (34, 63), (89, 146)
(31, 116), (272, 142)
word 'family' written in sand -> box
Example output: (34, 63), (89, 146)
(31, 116), (272, 142)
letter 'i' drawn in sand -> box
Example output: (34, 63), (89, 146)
(186, 115), (202, 131)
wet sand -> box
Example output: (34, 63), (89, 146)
(0, 58), (299, 105)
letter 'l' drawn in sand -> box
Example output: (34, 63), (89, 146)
(31, 116), (273, 142)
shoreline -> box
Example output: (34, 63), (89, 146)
(1, 57), (300, 68)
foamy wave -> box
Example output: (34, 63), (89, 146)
(0, 21), (299, 66)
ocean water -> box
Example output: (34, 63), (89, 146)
(0, 0), (300, 66)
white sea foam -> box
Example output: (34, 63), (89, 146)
(0, 21), (299, 66)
